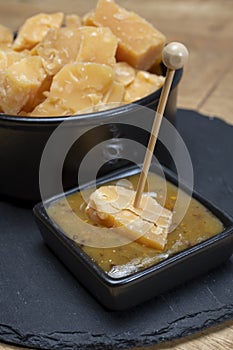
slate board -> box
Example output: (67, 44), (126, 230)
(0, 109), (233, 350)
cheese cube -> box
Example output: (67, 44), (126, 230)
(0, 56), (48, 114)
(36, 27), (82, 75)
(124, 70), (165, 103)
(30, 62), (114, 116)
(92, 0), (166, 70)
(103, 81), (124, 104)
(77, 26), (118, 67)
(0, 49), (31, 111)
(65, 14), (82, 28)
(0, 49), (30, 68)
(13, 12), (64, 51)
(114, 62), (136, 87)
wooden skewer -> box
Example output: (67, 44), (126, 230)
(134, 42), (189, 208)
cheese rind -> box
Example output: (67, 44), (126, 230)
(92, 0), (166, 70)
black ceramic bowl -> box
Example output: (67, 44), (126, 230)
(0, 69), (182, 202)
(34, 165), (233, 310)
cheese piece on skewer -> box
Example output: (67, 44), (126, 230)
(86, 185), (173, 250)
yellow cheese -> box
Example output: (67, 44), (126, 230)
(0, 56), (48, 114)
(0, 50), (7, 67)
(0, 24), (13, 49)
(24, 74), (53, 113)
(86, 185), (173, 250)
(92, 0), (166, 70)
(103, 81), (124, 104)
(0, 52), (8, 106)
(0, 49), (30, 70)
(124, 70), (165, 103)
(82, 11), (96, 26)
(65, 14), (82, 28)
(76, 26), (118, 67)
(13, 12), (64, 51)
(79, 79), (125, 113)
(149, 53), (163, 75)
(0, 3), (166, 116)
(30, 62), (114, 116)
(36, 27), (82, 75)
(0, 50), (31, 110)
(114, 62), (136, 87)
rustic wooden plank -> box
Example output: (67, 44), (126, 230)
(199, 64), (233, 124)
(145, 320), (233, 349)
(177, 43), (232, 120)
(0, 346), (31, 350)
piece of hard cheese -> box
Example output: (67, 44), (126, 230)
(124, 70), (165, 103)
(92, 0), (166, 70)
(0, 49), (30, 71)
(86, 185), (173, 250)
(65, 14), (82, 28)
(36, 27), (82, 75)
(30, 62), (114, 116)
(0, 49), (31, 112)
(114, 62), (136, 87)
(13, 12), (64, 51)
(103, 80), (124, 105)
(77, 26), (118, 67)
(0, 56), (49, 114)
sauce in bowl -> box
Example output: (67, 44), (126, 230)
(48, 172), (224, 278)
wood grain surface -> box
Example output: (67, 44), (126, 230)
(0, 0), (233, 349)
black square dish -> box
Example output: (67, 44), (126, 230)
(34, 166), (233, 310)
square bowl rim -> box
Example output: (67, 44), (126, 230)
(34, 164), (233, 287)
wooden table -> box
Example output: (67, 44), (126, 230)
(0, 0), (232, 349)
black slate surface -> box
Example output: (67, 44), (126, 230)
(0, 109), (233, 350)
